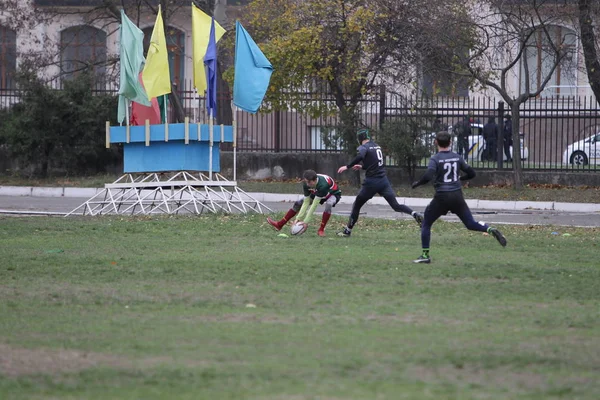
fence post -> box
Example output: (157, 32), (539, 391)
(274, 109), (281, 152)
(497, 101), (504, 169)
(379, 84), (386, 130)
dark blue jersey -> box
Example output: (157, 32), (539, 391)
(413, 150), (476, 192)
(346, 140), (386, 178)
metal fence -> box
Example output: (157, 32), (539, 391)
(383, 94), (600, 171)
(2, 79), (600, 171)
(177, 82), (600, 171)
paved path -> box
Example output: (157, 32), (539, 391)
(0, 191), (599, 228)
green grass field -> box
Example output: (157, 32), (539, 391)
(1, 214), (599, 399)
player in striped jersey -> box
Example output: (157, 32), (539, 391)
(267, 169), (341, 236)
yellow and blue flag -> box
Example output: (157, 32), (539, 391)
(192, 4), (225, 94)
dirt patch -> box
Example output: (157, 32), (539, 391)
(0, 343), (135, 378)
(180, 314), (297, 324)
(407, 364), (592, 393)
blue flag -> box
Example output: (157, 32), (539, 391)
(204, 17), (218, 118)
(233, 21), (273, 114)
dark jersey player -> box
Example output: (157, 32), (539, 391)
(411, 131), (507, 264)
(267, 169), (341, 237)
(336, 128), (423, 237)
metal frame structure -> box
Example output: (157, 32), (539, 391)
(66, 171), (272, 216)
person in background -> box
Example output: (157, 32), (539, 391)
(453, 115), (471, 160)
(482, 116), (500, 162)
(503, 114), (513, 162)
(432, 116), (446, 133)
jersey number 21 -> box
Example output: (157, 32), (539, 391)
(443, 162), (458, 182)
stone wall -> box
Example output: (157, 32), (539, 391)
(221, 152), (600, 187)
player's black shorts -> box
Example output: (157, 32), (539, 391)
(318, 194), (341, 206)
(358, 175), (393, 200)
(425, 190), (470, 221)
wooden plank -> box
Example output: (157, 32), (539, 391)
(105, 180), (238, 189)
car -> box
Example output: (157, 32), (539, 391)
(446, 122), (529, 162)
(563, 132), (600, 165)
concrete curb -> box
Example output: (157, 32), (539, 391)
(1, 185), (599, 213)
(250, 193), (599, 212)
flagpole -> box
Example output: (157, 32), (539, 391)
(203, 92), (208, 124)
(193, 90), (198, 123)
(232, 101), (237, 182)
(125, 99), (131, 143)
(209, 110), (213, 181)
(201, 91), (205, 124)
(163, 94), (168, 124)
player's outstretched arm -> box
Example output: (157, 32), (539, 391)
(303, 197), (321, 223)
(295, 196), (311, 222)
(412, 169), (435, 189)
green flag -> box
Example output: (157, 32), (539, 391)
(117, 10), (150, 124)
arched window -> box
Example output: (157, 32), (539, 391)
(143, 26), (185, 88)
(521, 25), (577, 97)
(0, 25), (17, 89)
(60, 25), (107, 83)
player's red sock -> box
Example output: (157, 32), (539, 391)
(318, 212), (331, 236)
(279, 209), (297, 227)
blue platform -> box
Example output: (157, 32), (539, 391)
(109, 123), (234, 173)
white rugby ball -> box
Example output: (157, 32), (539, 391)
(290, 221), (308, 236)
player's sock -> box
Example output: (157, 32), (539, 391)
(318, 212), (331, 236)
(411, 211), (423, 227)
(413, 249), (431, 264)
(279, 209), (297, 227)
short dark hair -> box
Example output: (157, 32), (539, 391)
(303, 169), (318, 181)
(357, 128), (370, 143)
(436, 131), (451, 148)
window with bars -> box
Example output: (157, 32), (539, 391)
(0, 25), (17, 89)
(521, 25), (577, 97)
(60, 25), (107, 84)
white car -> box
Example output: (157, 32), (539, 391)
(563, 132), (600, 165)
(445, 123), (529, 161)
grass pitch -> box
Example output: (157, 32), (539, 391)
(0, 214), (599, 399)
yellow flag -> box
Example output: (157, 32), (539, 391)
(192, 4), (226, 93)
(142, 5), (171, 99)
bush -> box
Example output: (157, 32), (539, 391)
(376, 118), (432, 180)
(0, 71), (121, 177)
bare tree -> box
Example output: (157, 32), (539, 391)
(241, 0), (471, 151)
(578, 0), (600, 105)
(440, 0), (578, 188)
